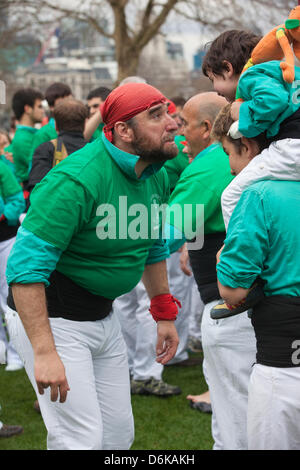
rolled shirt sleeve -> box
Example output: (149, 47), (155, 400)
(6, 226), (62, 286)
(217, 186), (270, 288)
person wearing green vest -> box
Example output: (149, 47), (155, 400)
(0, 159), (25, 437)
(7, 88), (44, 185)
(0, 159), (25, 372)
(29, 83), (72, 160)
(6, 82), (181, 450)
(163, 133), (202, 366)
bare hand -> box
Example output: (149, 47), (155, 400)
(180, 244), (192, 276)
(230, 101), (242, 121)
(156, 321), (179, 365)
(34, 351), (70, 403)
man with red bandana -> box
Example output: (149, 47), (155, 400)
(5, 83), (180, 450)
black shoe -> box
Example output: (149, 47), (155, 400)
(131, 378), (181, 396)
(210, 281), (265, 320)
(189, 401), (212, 414)
(0, 424), (23, 438)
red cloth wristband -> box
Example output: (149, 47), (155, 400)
(149, 294), (181, 322)
(0, 214), (5, 222)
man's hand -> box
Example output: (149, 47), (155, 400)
(180, 244), (192, 276)
(34, 350), (70, 403)
(230, 101), (242, 121)
(156, 321), (179, 365)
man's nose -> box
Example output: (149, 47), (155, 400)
(166, 113), (178, 131)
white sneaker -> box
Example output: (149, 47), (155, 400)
(5, 363), (23, 372)
(0, 341), (6, 365)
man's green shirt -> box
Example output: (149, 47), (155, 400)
(166, 143), (233, 237)
(22, 134), (170, 299)
(163, 135), (189, 191)
(8, 125), (38, 182)
(30, 120), (57, 157)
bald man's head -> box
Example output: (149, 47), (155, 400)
(181, 92), (227, 158)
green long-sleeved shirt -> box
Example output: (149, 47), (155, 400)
(7, 133), (170, 299)
(217, 180), (300, 297)
(166, 143), (233, 240)
(8, 125), (38, 182)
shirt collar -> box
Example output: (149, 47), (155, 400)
(16, 124), (38, 134)
(193, 142), (220, 162)
(49, 117), (56, 128)
(102, 132), (165, 181)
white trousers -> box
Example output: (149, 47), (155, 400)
(114, 281), (163, 381)
(221, 138), (300, 229)
(188, 277), (204, 341)
(248, 364), (300, 450)
(201, 300), (256, 450)
(0, 237), (22, 366)
(6, 308), (134, 450)
(166, 251), (192, 364)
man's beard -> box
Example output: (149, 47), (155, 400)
(131, 133), (178, 163)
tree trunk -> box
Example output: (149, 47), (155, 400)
(116, 47), (141, 83)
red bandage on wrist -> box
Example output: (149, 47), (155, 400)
(149, 294), (181, 322)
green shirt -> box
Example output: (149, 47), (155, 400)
(217, 180), (300, 297)
(22, 133), (170, 299)
(90, 123), (104, 142)
(166, 143), (233, 237)
(0, 159), (25, 224)
(0, 159), (21, 200)
(30, 120), (57, 157)
(8, 125), (38, 182)
(163, 135), (189, 191)
(238, 61), (300, 138)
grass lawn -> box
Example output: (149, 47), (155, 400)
(0, 353), (213, 450)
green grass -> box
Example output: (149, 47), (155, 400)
(0, 354), (213, 450)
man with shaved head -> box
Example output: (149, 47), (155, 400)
(5, 83), (181, 450)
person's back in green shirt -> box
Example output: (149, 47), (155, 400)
(30, 119), (57, 158)
(8, 125), (38, 183)
(163, 135), (189, 191)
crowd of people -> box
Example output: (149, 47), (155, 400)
(0, 10), (300, 450)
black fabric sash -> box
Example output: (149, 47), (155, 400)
(251, 295), (300, 368)
(8, 270), (113, 322)
(268, 107), (300, 143)
(188, 232), (225, 304)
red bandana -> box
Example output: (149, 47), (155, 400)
(101, 83), (167, 142)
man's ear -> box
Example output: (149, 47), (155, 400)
(24, 104), (33, 115)
(202, 119), (213, 140)
(114, 121), (134, 143)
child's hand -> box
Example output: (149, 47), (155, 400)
(216, 244), (225, 265)
(230, 102), (242, 121)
